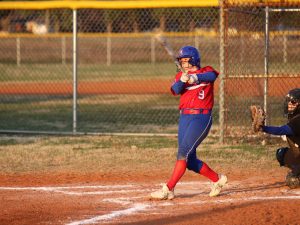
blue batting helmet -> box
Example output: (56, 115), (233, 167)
(177, 46), (201, 68)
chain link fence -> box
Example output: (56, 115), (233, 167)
(222, 0), (300, 139)
(0, 1), (299, 141)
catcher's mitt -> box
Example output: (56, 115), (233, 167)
(250, 105), (266, 133)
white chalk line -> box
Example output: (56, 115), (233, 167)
(0, 184), (135, 191)
(64, 183), (300, 225)
(102, 196), (145, 205)
(0, 181), (221, 192)
(0, 185), (154, 196)
(2, 182), (300, 225)
(87, 193), (300, 225)
(66, 203), (149, 225)
(53, 189), (154, 196)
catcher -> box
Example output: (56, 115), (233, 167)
(251, 88), (300, 188)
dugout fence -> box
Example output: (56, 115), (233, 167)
(0, 0), (299, 143)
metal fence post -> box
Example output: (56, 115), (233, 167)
(73, 9), (78, 133)
(219, 0), (226, 143)
(107, 35), (111, 66)
(62, 36), (66, 65)
(264, 6), (269, 124)
(16, 37), (21, 66)
(151, 36), (155, 64)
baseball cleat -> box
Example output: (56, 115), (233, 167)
(150, 184), (175, 200)
(209, 174), (227, 197)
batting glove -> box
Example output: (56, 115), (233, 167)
(188, 74), (198, 84)
(180, 72), (190, 83)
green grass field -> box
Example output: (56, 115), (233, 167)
(0, 94), (182, 133)
(0, 135), (279, 174)
(1, 61), (299, 82)
(0, 63), (178, 82)
(0, 93), (287, 134)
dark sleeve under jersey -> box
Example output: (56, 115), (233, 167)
(287, 115), (300, 136)
(262, 125), (293, 136)
(171, 81), (185, 95)
(196, 71), (217, 83)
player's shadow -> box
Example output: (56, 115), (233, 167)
(124, 199), (279, 225)
(171, 181), (286, 199)
(175, 192), (204, 199)
(221, 181), (287, 196)
(138, 182), (293, 225)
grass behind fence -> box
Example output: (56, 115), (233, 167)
(0, 94), (287, 133)
(0, 94), (182, 133)
(0, 63), (178, 82)
(1, 61), (299, 82)
(0, 62), (293, 134)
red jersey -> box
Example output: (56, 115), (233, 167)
(171, 66), (219, 110)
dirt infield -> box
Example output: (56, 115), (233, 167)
(0, 77), (299, 96)
(1, 168), (300, 225)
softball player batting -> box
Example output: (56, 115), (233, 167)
(151, 46), (227, 200)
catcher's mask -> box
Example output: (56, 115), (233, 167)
(177, 46), (201, 68)
(284, 88), (300, 119)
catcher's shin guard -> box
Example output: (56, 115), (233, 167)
(277, 143), (300, 175)
(286, 171), (300, 189)
(276, 147), (289, 166)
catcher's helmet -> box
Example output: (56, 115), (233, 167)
(284, 88), (300, 119)
(177, 46), (201, 68)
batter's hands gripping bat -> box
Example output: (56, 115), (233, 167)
(154, 33), (186, 74)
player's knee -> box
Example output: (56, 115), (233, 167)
(177, 153), (186, 161)
(177, 147), (188, 160)
(276, 147), (289, 166)
(187, 159), (203, 173)
(186, 162), (195, 171)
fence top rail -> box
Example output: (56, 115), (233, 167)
(0, 0), (218, 10)
(225, 0), (300, 7)
(1, 30), (300, 39)
(0, 30), (218, 38)
(0, 0), (298, 10)
(1, 0), (296, 10)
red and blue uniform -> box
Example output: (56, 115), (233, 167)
(171, 66), (219, 171)
(149, 46), (227, 199)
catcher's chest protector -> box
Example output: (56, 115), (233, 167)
(287, 138), (300, 158)
(284, 113), (300, 170)
(283, 138), (300, 175)
(288, 114), (300, 146)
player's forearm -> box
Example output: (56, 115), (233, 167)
(262, 125), (294, 136)
(171, 81), (185, 95)
(196, 71), (217, 83)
